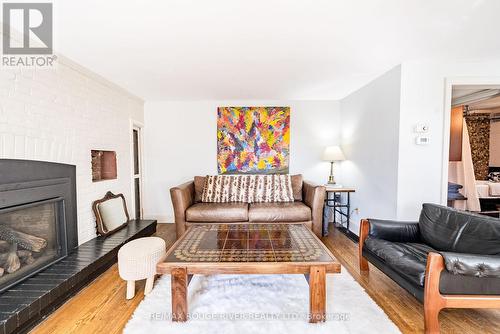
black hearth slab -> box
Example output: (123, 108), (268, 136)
(0, 312), (16, 334)
(59, 256), (93, 267)
(49, 262), (89, 270)
(39, 268), (78, 279)
(0, 299), (31, 306)
(1, 289), (47, 299)
(15, 306), (31, 332)
(78, 238), (123, 247)
(0, 297), (40, 321)
(26, 278), (68, 287)
(0, 305), (23, 314)
(3, 288), (50, 316)
(79, 245), (119, 252)
(0, 219), (157, 334)
(6, 284), (53, 291)
(72, 249), (111, 259)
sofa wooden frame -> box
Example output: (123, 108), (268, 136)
(358, 219), (500, 334)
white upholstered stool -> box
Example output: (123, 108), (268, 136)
(118, 237), (166, 299)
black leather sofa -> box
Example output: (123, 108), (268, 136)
(359, 203), (500, 334)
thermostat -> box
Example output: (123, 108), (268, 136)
(414, 124), (429, 133)
(416, 136), (430, 145)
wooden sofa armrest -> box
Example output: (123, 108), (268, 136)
(424, 252), (500, 334)
(423, 252), (446, 334)
(359, 219), (370, 271)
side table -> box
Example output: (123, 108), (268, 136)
(322, 186), (356, 239)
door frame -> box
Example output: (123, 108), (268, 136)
(440, 77), (500, 205)
(130, 119), (144, 219)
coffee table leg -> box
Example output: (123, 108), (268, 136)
(171, 267), (188, 322)
(309, 266), (326, 323)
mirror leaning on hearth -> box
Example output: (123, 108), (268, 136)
(92, 191), (130, 237)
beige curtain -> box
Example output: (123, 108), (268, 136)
(448, 119), (481, 211)
(461, 119), (481, 211)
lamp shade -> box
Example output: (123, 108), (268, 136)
(322, 146), (345, 161)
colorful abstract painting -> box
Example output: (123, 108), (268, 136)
(217, 106), (290, 174)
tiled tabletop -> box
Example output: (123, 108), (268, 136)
(165, 224), (335, 263)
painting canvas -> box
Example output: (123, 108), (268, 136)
(217, 106), (290, 174)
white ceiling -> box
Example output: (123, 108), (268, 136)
(452, 86), (500, 112)
(53, 0), (500, 101)
(470, 95), (500, 111)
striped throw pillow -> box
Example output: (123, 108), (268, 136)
(201, 174), (294, 203)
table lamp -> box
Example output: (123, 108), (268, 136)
(322, 146), (345, 185)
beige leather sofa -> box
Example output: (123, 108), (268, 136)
(170, 175), (326, 239)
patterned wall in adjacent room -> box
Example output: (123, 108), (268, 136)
(465, 114), (490, 180)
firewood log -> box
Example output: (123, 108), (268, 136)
(0, 240), (9, 252)
(24, 255), (35, 265)
(17, 250), (35, 265)
(5, 243), (20, 273)
(0, 249), (36, 266)
(0, 226), (47, 252)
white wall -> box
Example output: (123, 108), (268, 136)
(143, 100), (340, 222)
(339, 66), (402, 234)
(337, 60), (500, 231)
(396, 60), (500, 220)
(0, 57), (144, 244)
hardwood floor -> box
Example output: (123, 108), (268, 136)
(31, 224), (500, 334)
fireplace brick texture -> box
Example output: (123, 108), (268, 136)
(0, 57), (144, 244)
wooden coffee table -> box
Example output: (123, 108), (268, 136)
(157, 223), (341, 323)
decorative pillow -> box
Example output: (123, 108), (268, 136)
(488, 172), (500, 183)
(93, 192), (129, 236)
(201, 174), (294, 203)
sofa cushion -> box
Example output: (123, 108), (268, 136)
(186, 203), (248, 222)
(440, 271), (500, 295)
(364, 238), (436, 287)
(248, 202), (311, 222)
(419, 203), (500, 254)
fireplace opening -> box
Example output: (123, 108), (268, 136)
(0, 198), (67, 293)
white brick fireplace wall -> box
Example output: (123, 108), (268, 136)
(0, 57), (144, 244)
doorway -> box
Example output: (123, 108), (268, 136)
(132, 125), (143, 219)
(447, 86), (500, 217)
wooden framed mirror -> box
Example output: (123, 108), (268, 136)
(92, 191), (130, 236)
